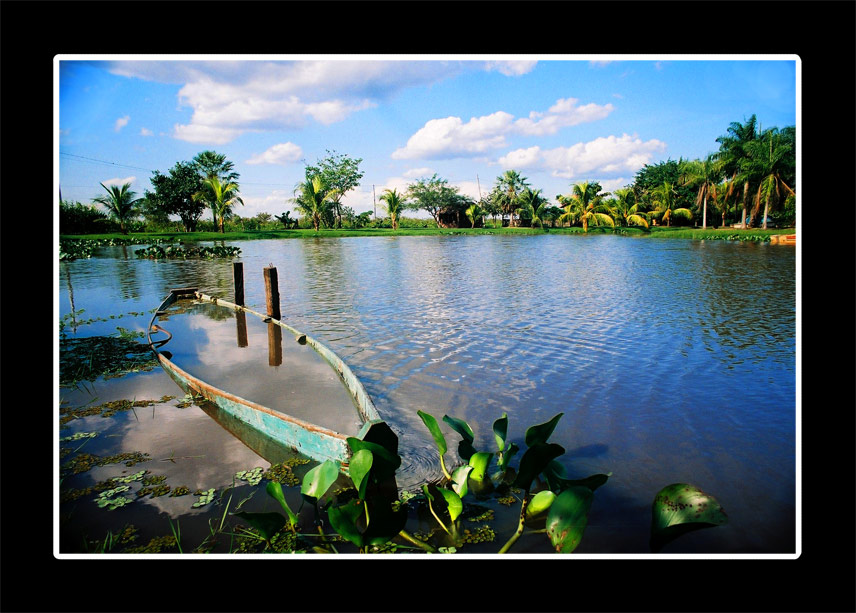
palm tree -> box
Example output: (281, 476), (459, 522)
(378, 188), (405, 230)
(193, 176), (244, 233)
(92, 182), (142, 234)
(680, 154), (722, 229)
(608, 188), (649, 229)
(517, 187), (549, 228)
(193, 150), (240, 184)
(292, 175), (339, 232)
(715, 115), (758, 228)
(495, 170), (529, 226)
(649, 181), (693, 227)
(709, 180), (735, 229)
(464, 202), (484, 228)
(557, 181), (614, 232)
(745, 128), (795, 228)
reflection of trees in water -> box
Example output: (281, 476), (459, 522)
(148, 254), (236, 299)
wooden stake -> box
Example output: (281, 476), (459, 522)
(263, 265), (281, 320)
(233, 261), (244, 306)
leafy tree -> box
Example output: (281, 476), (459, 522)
(650, 181), (693, 227)
(480, 194), (501, 227)
(406, 174), (470, 227)
(292, 175), (339, 232)
(193, 150), (240, 184)
(745, 128), (795, 228)
(631, 158), (695, 212)
(517, 187), (549, 228)
(354, 211), (373, 228)
(714, 115), (759, 227)
(91, 182), (142, 234)
(146, 161), (207, 232)
(378, 188), (405, 230)
(275, 210), (298, 229)
(557, 181), (613, 232)
(464, 202), (484, 228)
(494, 170), (530, 226)
(193, 176), (244, 233)
(607, 188), (649, 229)
(60, 200), (110, 234)
(680, 154), (723, 229)
(304, 150), (364, 228)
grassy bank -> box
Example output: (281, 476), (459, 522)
(60, 225), (795, 244)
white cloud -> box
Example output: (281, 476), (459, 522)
(392, 112), (515, 160)
(106, 59), (460, 145)
(485, 60), (538, 76)
(246, 142), (304, 166)
(102, 176), (136, 187)
(140, 127), (154, 136)
(499, 133), (666, 180)
(403, 167), (434, 178)
(114, 115), (130, 132)
(393, 97), (614, 160)
(589, 60), (613, 68)
(514, 98), (614, 136)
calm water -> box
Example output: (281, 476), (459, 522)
(57, 234), (797, 554)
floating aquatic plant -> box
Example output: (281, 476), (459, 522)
(192, 488), (216, 508)
(96, 486), (132, 510)
(235, 467), (264, 486)
(60, 432), (98, 443)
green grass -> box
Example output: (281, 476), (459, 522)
(60, 224), (794, 243)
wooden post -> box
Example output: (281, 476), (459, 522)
(233, 262), (244, 306)
(235, 311), (248, 348)
(263, 265), (281, 320)
(268, 322), (283, 367)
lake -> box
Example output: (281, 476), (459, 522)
(57, 233), (797, 555)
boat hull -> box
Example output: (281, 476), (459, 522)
(147, 288), (393, 471)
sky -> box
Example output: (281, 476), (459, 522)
(55, 55), (798, 221)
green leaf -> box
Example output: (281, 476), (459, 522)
(327, 500), (365, 548)
(457, 439), (477, 462)
(513, 443), (565, 491)
(234, 511), (286, 543)
(524, 413), (564, 447)
(545, 486), (594, 553)
(525, 490), (557, 521)
(300, 460), (340, 502)
(498, 442), (519, 471)
(438, 488), (463, 523)
(468, 451), (494, 482)
(346, 437), (401, 480)
(450, 465), (473, 498)
(349, 449), (373, 500)
(650, 483), (728, 553)
(542, 461), (611, 494)
(443, 415), (474, 443)
(265, 481), (298, 526)
(418, 410), (447, 456)
(492, 413), (509, 452)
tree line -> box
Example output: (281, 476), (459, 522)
(60, 115), (794, 235)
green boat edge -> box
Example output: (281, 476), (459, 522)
(146, 287), (395, 474)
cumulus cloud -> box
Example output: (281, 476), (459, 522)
(114, 115), (130, 132)
(403, 167), (434, 178)
(485, 60), (538, 76)
(102, 176), (136, 187)
(104, 59), (461, 145)
(392, 98), (614, 160)
(140, 127), (153, 136)
(246, 142), (304, 166)
(498, 133), (666, 179)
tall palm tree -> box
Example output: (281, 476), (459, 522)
(517, 187), (549, 228)
(193, 150), (240, 184)
(709, 180), (735, 228)
(680, 154), (722, 229)
(495, 170), (529, 227)
(745, 128), (795, 229)
(715, 115), (758, 228)
(557, 181), (614, 232)
(649, 181), (693, 227)
(292, 175), (339, 232)
(378, 188), (405, 230)
(92, 182), (142, 234)
(193, 176), (244, 233)
(608, 187), (649, 229)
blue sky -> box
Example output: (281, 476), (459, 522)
(56, 55), (798, 220)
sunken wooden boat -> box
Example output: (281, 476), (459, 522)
(147, 288), (397, 473)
